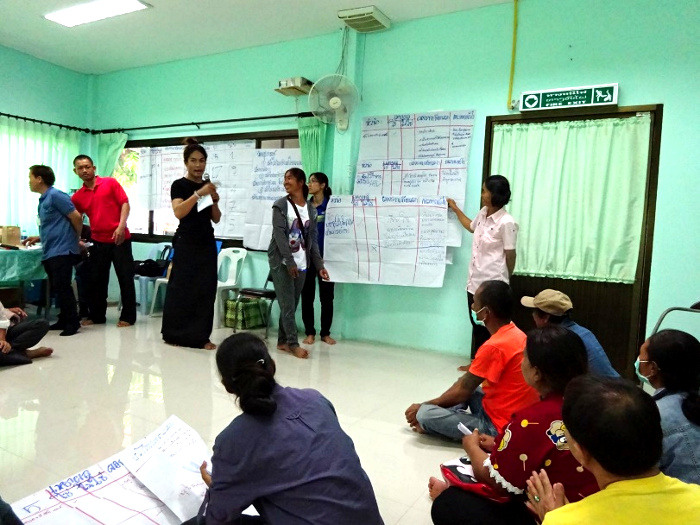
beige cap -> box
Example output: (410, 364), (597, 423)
(521, 289), (573, 316)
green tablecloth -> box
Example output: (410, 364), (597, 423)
(0, 248), (46, 284)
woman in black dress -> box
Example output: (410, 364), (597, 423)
(161, 138), (221, 350)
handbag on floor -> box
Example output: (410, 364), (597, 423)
(440, 456), (511, 504)
(225, 298), (266, 329)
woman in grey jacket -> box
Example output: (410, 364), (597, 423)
(268, 168), (329, 359)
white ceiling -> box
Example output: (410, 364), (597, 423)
(0, 0), (510, 75)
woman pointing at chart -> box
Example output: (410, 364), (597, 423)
(448, 175), (518, 359)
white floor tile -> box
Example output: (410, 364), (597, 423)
(0, 307), (468, 523)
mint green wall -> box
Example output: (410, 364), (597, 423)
(0, 46), (90, 128)
(342, 0), (700, 354)
(15, 0), (694, 352)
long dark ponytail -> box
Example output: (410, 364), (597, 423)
(310, 172), (332, 198)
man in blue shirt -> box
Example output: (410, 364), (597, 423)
(521, 289), (619, 377)
(23, 165), (83, 336)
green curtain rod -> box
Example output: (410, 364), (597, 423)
(1, 111), (315, 135)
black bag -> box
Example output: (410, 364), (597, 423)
(133, 246), (173, 277)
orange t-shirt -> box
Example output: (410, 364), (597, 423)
(468, 322), (539, 432)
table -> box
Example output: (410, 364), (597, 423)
(0, 247), (49, 315)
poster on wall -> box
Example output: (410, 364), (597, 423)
(323, 195), (447, 287)
(243, 149), (303, 250)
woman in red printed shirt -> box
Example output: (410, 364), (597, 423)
(430, 325), (599, 525)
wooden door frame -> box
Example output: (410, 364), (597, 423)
(483, 104), (664, 377)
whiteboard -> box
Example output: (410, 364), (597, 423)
(243, 149), (303, 250)
(324, 195), (447, 287)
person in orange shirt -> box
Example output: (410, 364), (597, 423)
(405, 280), (538, 440)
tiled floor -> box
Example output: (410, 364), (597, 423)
(0, 307), (468, 524)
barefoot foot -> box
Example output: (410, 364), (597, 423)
(81, 319), (95, 326)
(116, 320), (132, 328)
(302, 335), (315, 344)
(428, 476), (449, 500)
(321, 335), (336, 345)
(411, 422), (426, 434)
(290, 346), (309, 359)
(26, 347), (53, 359)
(203, 341), (217, 350)
(457, 364), (470, 372)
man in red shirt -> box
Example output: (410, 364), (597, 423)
(71, 155), (137, 327)
(405, 280), (538, 439)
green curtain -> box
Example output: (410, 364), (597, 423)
(491, 115), (651, 283)
(0, 116), (82, 234)
(298, 117), (328, 178)
(96, 132), (128, 177)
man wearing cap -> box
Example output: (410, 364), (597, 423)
(521, 289), (619, 377)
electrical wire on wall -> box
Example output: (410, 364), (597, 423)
(507, 0), (519, 110)
(336, 26), (350, 76)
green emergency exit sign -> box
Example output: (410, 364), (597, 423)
(520, 84), (618, 111)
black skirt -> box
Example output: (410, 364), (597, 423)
(161, 237), (217, 348)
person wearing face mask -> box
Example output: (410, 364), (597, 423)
(636, 329), (700, 485)
(404, 281), (538, 440)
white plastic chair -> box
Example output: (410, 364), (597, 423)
(149, 276), (169, 317)
(132, 242), (171, 316)
(214, 247), (247, 328)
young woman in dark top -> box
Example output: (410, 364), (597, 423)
(301, 172), (336, 345)
(161, 138), (221, 350)
(191, 333), (383, 525)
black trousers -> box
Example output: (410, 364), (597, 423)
(431, 487), (535, 525)
(301, 261), (335, 337)
(467, 292), (491, 358)
(43, 254), (80, 329)
(89, 240), (137, 324)
(0, 318), (50, 367)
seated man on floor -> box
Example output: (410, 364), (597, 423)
(521, 289), (619, 377)
(405, 280), (538, 439)
(0, 301), (52, 367)
(526, 376), (700, 524)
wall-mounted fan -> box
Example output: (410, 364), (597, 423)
(308, 74), (359, 132)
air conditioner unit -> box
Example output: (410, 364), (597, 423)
(274, 77), (313, 97)
(338, 5), (391, 33)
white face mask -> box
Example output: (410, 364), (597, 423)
(471, 306), (487, 327)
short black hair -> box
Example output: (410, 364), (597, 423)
(485, 175), (511, 207)
(73, 155), (94, 166)
(526, 325), (588, 395)
(29, 165), (55, 186)
(563, 376), (662, 477)
(477, 280), (513, 321)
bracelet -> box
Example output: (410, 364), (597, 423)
(194, 190), (201, 200)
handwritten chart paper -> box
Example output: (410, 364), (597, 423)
(353, 157), (467, 246)
(359, 111), (475, 160)
(243, 149), (303, 250)
(11, 453), (181, 524)
(324, 195), (447, 287)
(119, 415), (211, 522)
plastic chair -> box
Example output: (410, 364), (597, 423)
(233, 273), (276, 340)
(214, 248), (247, 328)
(133, 242), (171, 316)
(149, 276), (169, 317)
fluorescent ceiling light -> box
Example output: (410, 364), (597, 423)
(45, 0), (150, 28)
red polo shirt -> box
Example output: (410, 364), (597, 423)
(71, 176), (131, 243)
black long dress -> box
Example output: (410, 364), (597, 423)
(161, 177), (217, 348)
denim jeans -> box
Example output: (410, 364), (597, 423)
(416, 387), (497, 440)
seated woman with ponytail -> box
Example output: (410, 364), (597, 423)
(194, 333), (384, 525)
(636, 329), (700, 484)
